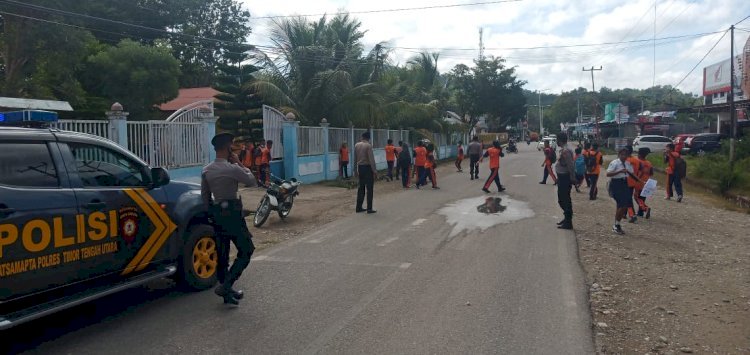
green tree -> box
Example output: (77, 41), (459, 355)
(84, 39), (181, 119)
(214, 63), (264, 140)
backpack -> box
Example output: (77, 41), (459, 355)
(585, 152), (597, 173)
(674, 155), (687, 179)
(575, 155), (586, 175)
(548, 148), (557, 164)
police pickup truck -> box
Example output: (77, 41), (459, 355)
(0, 120), (218, 330)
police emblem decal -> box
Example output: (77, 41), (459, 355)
(119, 207), (140, 244)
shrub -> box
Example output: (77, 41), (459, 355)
(693, 154), (749, 193)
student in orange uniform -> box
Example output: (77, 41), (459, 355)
(624, 145), (641, 223)
(581, 142), (592, 187)
(586, 143), (603, 200)
(455, 141), (464, 172)
(539, 140), (557, 185)
(480, 140), (505, 193)
(634, 147), (653, 219)
(425, 143), (439, 189)
(240, 139), (254, 169)
(261, 140), (272, 186)
(339, 142), (350, 180)
(253, 141), (264, 185)
(664, 143), (683, 202)
(413, 140), (428, 188)
(385, 139), (396, 181)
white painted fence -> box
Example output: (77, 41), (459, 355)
(50, 120), (110, 139)
(328, 127), (349, 152)
(166, 100), (213, 123)
(127, 121), (206, 168)
(298, 126), (324, 156)
(262, 105), (286, 159)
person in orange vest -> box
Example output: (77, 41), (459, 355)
(455, 141), (464, 172)
(425, 143), (439, 189)
(634, 147), (653, 219)
(581, 142), (592, 187)
(394, 141), (403, 181)
(339, 142), (350, 179)
(539, 140), (557, 185)
(624, 145), (641, 223)
(664, 143), (683, 202)
(385, 139), (396, 181)
(413, 140), (428, 189)
(239, 139), (254, 169)
(253, 141), (264, 185)
(261, 140), (272, 187)
(480, 140), (505, 193)
(586, 143), (603, 200)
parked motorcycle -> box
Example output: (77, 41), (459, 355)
(253, 176), (302, 227)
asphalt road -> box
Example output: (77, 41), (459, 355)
(5, 143), (594, 354)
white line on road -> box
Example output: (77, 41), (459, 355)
(377, 236), (400, 247)
(512, 174), (527, 177)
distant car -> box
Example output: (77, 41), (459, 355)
(537, 137), (557, 151)
(632, 135), (672, 153)
(684, 133), (723, 156)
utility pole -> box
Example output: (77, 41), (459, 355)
(583, 66), (603, 139)
(478, 28), (485, 61)
(729, 25), (737, 165)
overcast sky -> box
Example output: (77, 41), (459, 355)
(243, 0), (750, 96)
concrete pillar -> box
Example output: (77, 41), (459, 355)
(106, 102), (129, 149)
(320, 118), (330, 180)
(198, 106), (218, 163)
(349, 122), (355, 168)
(282, 119), (299, 179)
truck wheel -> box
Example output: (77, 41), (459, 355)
(178, 224), (218, 290)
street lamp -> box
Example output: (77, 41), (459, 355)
(528, 104), (551, 135)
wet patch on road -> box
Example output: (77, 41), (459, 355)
(437, 195), (535, 237)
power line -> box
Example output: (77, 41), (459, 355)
(670, 29), (729, 91)
(735, 14), (750, 26)
(382, 31), (723, 51)
(249, 0), (523, 20)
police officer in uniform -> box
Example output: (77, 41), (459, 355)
(201, 133), (257, 305)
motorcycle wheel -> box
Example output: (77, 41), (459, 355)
(253, 196), (272, 227)
(278, 195), (294, 219)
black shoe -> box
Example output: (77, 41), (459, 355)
(214, 285), (244, 300)
(482, 188), (490, 193)
(356, 208), (366, 213)
(498, 186), (506, 192)
(470, 177), (475, 180)
(645, 209), (651, 219)
(556, 219), (566, 225)
(432, 186), (440, 189)
(539, 181), (546, 184)
(367, 210), (377, 214)
(557, 223), (573, 230)
(628, 216), (637, 223)
(612, 224), (625, 235)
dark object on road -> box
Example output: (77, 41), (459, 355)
(477, 197), (507, 214)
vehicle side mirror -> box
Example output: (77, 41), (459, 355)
(150, 167), (170, 188)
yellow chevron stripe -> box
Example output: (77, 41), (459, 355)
(133, 188), (177, 271)
(121, 189), (165, 275)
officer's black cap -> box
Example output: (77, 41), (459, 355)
(211, 132), (235, 149)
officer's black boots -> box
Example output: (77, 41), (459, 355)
(214, 284), (244, 305)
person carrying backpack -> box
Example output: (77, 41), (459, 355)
(574, 147), (586, 193)
(539, 140), (557, 185)
(664, 143), (684, 202)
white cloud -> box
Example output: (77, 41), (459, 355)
(242, 0), (750, 95)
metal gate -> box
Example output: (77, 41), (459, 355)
(262, 105), (286, 159)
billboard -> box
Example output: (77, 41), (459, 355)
(703, 36), (750, 100)
(604, 103), (629, 123)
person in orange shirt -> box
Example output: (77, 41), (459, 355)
(425, 143), (439, 189)
(581, 142), (592, 187)
(240, 139), (254, 169)
(634, 147), (653, 219)
(339, 142), (350, 180)
(261, 140), (272, 186)
(253, 141), (264, 184)
(413, 140), (428, 189)
(455, 141), (464, 172)
(586, 143), (603, 200)
(385, 139), (396, 181)
(480, 140), (505, 193)
(664, 143), (683, 201)
(624, 146), (641, 223)
(539, 140), (557, 185)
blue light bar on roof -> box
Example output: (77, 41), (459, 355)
(0, 110), (58, 124)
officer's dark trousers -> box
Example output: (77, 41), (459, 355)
(357, 165), (375, 211)
(469, 154), (480, 178)
(214, 207), (255, 287)
(557, 173), (573, 224)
